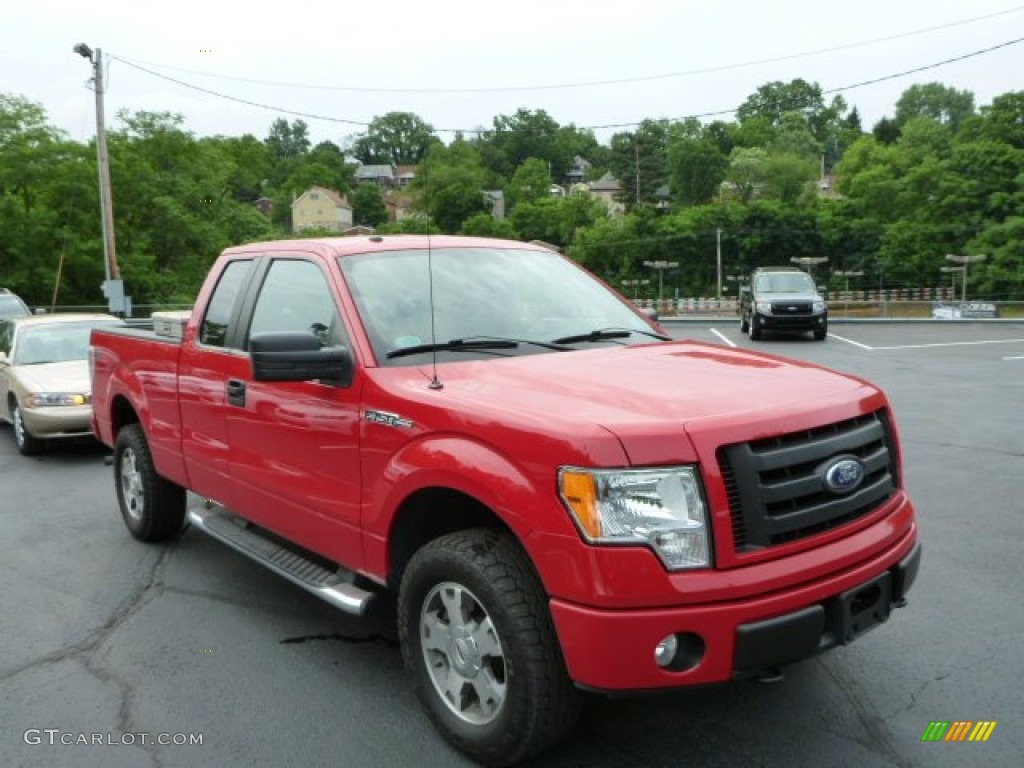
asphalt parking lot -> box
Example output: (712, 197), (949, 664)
(2, 321), (1022, 768)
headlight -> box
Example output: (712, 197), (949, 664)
(25, 392), (89, 407)
(754, 301), (772, 314)
(559, 466), (711, 569)
(813, 301), (827, 313)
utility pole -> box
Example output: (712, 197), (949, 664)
(75, 43), (127, 313)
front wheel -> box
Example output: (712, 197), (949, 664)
(739, 313), (749, 334)
(749, 315), (763, 341)
(814, 325), (828, 341)
(399, 529), (581, 766)
(11, 401), (44, 456)
(114, 424), (186, 541)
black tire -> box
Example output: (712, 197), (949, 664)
(814, 326), (828, 341)
(398, 529), (581, 766)
(749, 315), (763, 341)
(114, 424), (186, 542)
(11, 400), (44, 456)
(739, 313), (749, 334)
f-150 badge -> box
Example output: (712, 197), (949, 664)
(364, 410), (414, 429)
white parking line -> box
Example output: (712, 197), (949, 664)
(827, 332), (874, 350)
(1004, 356), (1024, 360)
(710, 328), (737, 348)
(873, 338), (1024, 351)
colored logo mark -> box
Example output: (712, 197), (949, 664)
(921, 721), (997, 742)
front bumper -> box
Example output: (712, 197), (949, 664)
(22, 404), (94, 439)
(756, 311), (827, 332)
(549, 532), (919, 691)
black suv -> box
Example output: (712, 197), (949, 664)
(739, 267), (827, 341)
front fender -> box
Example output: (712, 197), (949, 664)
(361, 434), (582, 584)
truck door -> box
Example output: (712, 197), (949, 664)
(225, 256), (364, 572)
(178, 258), (256, 509)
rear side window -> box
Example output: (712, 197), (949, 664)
(200, 260), (254, 347)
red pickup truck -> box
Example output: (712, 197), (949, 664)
(90, 235), (920, 765)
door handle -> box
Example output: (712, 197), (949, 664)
(226, 379), (246, 407)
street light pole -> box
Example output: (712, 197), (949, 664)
(833, 270), (864, 313)
(643, 260), (679, 302)
(945, 254), (987, 303)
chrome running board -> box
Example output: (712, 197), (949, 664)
(187, 505), (375, 616)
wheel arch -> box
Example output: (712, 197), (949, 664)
(387, 487), (516, 591)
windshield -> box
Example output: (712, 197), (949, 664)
(14, 321), (120, 365)
(339, 246), (654, 365)
(754, 272), (815, 294)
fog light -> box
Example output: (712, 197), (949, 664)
(654, 634), (678, 668)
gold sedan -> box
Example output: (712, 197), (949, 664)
(0, 313), (123, 455)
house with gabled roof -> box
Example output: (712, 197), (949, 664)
(354, 164), (397, 187)
(291, 186), (353, 233)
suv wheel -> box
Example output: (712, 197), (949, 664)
(739, 313), (749, 334)
(749, 315), (763, 341)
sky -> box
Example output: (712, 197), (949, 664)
(4, 0), (1023, 148)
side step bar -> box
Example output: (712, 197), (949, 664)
(187, 505), (375, 616)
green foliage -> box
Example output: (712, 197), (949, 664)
(460, 213), (518, 239)
(351, 183), (389, 228)
(668, 138), (728, 206)
(2, 80), (1021, 307)
(506, 158), (553, 210)
(351, 112), (440, 165)
(895, 83), (975, 132)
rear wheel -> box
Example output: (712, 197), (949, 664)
(11, 401), (44, 456)
(399, 529), (581, 766)
(739, 313), (749, 334)
(114, 424), (186, 541)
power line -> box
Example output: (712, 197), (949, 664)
(110, 36), (1024, 135)
(110, 5), (1024, 94)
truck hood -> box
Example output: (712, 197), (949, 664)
(389, 341), (878, 463)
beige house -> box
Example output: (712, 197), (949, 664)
(587, 172), (625, 217)
(291, 186), (353, 233)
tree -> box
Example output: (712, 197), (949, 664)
(607, 120), (670, 207)
(894, 83), (975, 132)
(506, 158), (553, 210)
(351, 112), (440, 165)
(411, 140), (489, 233)
(737, 79), (847, 143)
(667, 138), (728, 206)
(725, 147), (768, 203)
(351, 183), (388, 228)
(460, 213), (518, 239)
(872, 117), (901, 145)
(265, 118), (310, 161)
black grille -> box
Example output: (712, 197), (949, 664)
(718, 410), (897, 553)
(770, 301), (813, 315)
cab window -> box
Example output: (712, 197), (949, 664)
(245, 259), (346, 349)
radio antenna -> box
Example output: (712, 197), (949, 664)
(425, 171), (442, 390)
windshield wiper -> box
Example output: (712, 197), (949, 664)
(551, 327), (671, 345)
(386, 335), (574, 360)
(386, 338), (516, 359)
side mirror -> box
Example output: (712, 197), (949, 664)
(249, 331), (354, 386)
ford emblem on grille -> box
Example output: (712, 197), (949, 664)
(823, 457), (865, 494)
